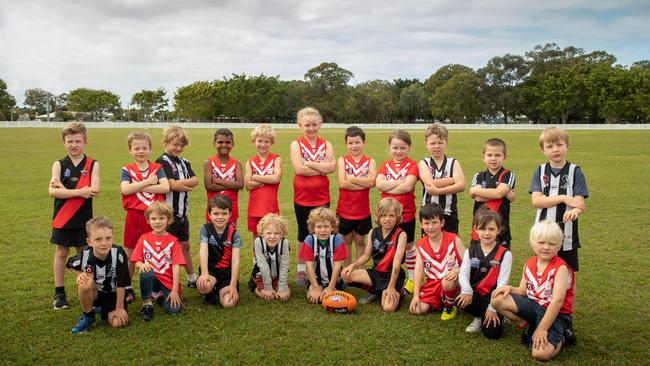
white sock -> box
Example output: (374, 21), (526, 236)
(405, 246), (417, 278)
(187, 273), (197, 282)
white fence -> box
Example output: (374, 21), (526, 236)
(1, 121), (649, 130)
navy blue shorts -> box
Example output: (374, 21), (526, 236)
(51, 228), (87, 247)
(512, 294), (572, 347)
(168, 216), (190, 242)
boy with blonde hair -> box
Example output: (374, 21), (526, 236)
(49, 122), (100, 309)
(155, 125), (199, 288)
(491, 221), (576, 361)
(67, 217), (129, 333)
(529, 127), (588, 271)
(244, 124), (282, 238)
(121, 131), (170, 302)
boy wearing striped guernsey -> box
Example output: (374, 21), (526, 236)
(529, 127), (588, 272)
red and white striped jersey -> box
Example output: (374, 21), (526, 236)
(524, 255), (575, 314)
(416, 231), (462, 282)
(337, 154), (371, 220)
(248, 153), (280, 217)
(206, 156), (240, 223)
(293, 137), (330, 206)
(130, 232), (185, 293)
(121, 161), (165, 211)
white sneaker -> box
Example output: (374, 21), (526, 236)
(465, 317), (482, 333)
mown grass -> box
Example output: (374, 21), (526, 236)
(0, 127), (649, 365)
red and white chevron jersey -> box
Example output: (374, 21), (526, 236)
(416, 231), (462, 282)
(206, 156), (240, 224)
(337, 154), (372, 220)
(377, 158), (419, 221)
(130, 232), (186, 293)
(121, 161), (165, 211)
(293, 136), (330, 206)
(524, 255), (574, 314)
(247, 153), (280, 217)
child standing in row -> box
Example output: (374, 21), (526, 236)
(457, 209), (512, 338)
(343, 198), (406, 313)
(204, 128), (243, 226)
(376, 130), (419, 295)
(49, 122), (100, 309)
(290, 107), (336, 285)
(419, 123), (465, 234)
(469, 138), (515, 248)
(336, 126), (376, 266)
(530, 127), (588, 272)
(67, 217), (129, 334)
(409, 203), (464, 320)
(197, 195), (241, 308)
(156, 125), (199, 288)
(130, 201), (184, 321)
(120, 131), (169, 302)
(244, 124), (282, 239)
(491, 220), (575, 361)
(249, 214), (291, 301)
(299, 208), (347, 304)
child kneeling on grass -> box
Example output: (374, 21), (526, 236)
(491, 220), (576, 361)
(248, 213), (291, 301)
(130, 201), (185, 321)
(66, 216), (129, 334)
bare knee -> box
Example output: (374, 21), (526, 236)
(54, 245), (69, 259)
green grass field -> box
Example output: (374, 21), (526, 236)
(1, 127), (649, 365)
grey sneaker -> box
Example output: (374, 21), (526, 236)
(53, 293), (70, 310)
(358, 292), (378, 304)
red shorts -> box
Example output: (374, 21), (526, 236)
(418, 279), (459, 311)
(248, 216), (262, 234)
(124, 209), (151, 249)
(253, 275), (279, 291)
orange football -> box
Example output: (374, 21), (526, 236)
(321, 290), (357, 314)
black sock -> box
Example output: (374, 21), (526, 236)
(55, 286), (66, 295)
(83, 310), (95, 318)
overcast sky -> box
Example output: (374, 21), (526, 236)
(2, 0), (649, 106)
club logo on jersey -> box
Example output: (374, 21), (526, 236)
(81, 169), (88, 176)
(208, 236), (221, 247)
(71, 177), (79, 183)
(345, 158), (369, 177)
(489, 259), (501, 267)
(299, 141), (326, 162)
(470, 258), (480, 268)
(144, 251), (152, 260)
(560, 174), (569, 189)
(84, 265), (94, 273)
(542, 175), (550, 188)
(211, 162), (236, 181)
(63, 168), (71, 178)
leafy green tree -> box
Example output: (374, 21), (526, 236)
(630, 66), (650, 121)
(398, 83), (429, 122)
(429, 72), (481, 123)
(0, 79), (16, 119)
(220, 74), (284, 122)
(585, 64), (635, 123)
(304, 62), (354, 122)
(478, 54), (530, 123)
(173, 81), (221, 121)
(424, 64), (474, 95)
(346, 80), (396, 123)
(277, 80), (307, 122)
(24, 88), (55, 115)
(131, 88), (168, 121)
(67, 88), (120, 121)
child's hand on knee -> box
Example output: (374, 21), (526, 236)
(76, 272), (93, 286)
(456, 294), (473, 309)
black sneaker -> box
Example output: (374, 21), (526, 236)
(140, 304), (154, 321)
(520, 331), (532, 347)
(564, 327), (577, 347)
(204, 292), (217, 306)
(53, 293), (70, 310)
(125, 288), (136, 304)
(186, 280), (197, 289)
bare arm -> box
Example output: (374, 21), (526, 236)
(251, 156), (282, 184)
(337, 157), (360, 191)
(168, 176), (199, 192)
(244, 161), (261, 191)
(470, 182), (512, 200)
(204, 160), (228, 192)
(290, 141), (320, 176)
(375, 173), (401, 192)
(385, 174), (418, 195)
(229, 247), (241, 288)
(531, 192), (585, 210)
(120, 170), (159, 195)
(49, 161), (98, 199)
(347, 159), (377, 189)
(387, 232), (407, 291)
(303, 141), (336, 174)
(142, 177), (169, 194)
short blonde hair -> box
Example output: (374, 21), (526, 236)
(256, 213), (288, 236)
(307, 207), (338, 234)
(144, 201), (173, 224)
(424, 123), (448, 141)
(61, 122), (88, 142)
(162, 125), (189, 146)
(375, 197), (403, 226)
(127, 131), (152, 148)
(529, 220), (563, 248)
(297, 107), (322, 125)
(539, 127), (570, 148)
(251, 124), (276, 143)
(86, 216), (113, 236)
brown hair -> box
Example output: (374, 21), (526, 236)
(86, 216), (113, 236)
(539, 127), (569, 148)
(61, 122), (88, 142)
(388, 129), (412, 146)
(144, 201), (173, 224)
(424, 123), (448, 141)
(483, 138), (507, 154)
(375, 197), (403, 226)
(127, 131), (152, 148)
(162, 125), (190, 146)
(307, 207), (338, 234)
(473, 207), (502, 233)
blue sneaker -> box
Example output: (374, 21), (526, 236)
(71, 315), (96, 334)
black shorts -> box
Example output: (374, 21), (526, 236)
(559, 248), (579, 271)
(207, 267), (239, 294)
(51, 228), (87, 247)
(294, 202), (329, 242)
(442, 214), (459, 234)
(168, 216), (190, 242)
(398, 219), (416, 243)
(93, 291), (127, 320)
(460, 292), (504, 339)
(365, 268), (405, 294)
(338, 215), (372, 236)
(512, 294), (572, 347)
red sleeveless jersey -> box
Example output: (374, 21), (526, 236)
(247, 153), (280, 217)
(121, 161), (165, 211)
(377, 158), (419, 221)
(293, 137), (330, 206)
(336, 154), (371, 220)
(524, 255), (575, 314)
(416, 231), (462, 283)
(206, 156), (239, 223)
(130, 232), (185, 293)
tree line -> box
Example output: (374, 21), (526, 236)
(2, 43), (649, 124)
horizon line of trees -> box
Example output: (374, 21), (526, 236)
(2, 43), (649, 124)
